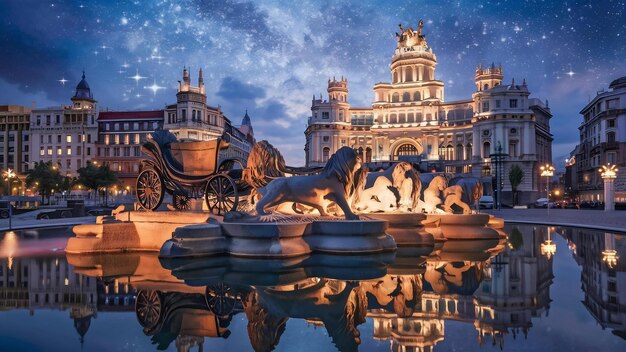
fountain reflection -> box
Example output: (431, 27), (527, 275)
(3, 225), (625, 351)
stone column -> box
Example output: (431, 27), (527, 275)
(604, 177), (615, 211)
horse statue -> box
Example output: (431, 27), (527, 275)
(448, 176), (483, 211)
(422, 175), (447, 213)
(255, 147), (366, 220)
(356, 162), (421, 213)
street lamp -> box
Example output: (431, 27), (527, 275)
(599, 163), (618, 211)
(540, 164), (554, 214)
(4, 169), (16, 196)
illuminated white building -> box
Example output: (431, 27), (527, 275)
(29, 71), (98, 176)
(305, 22), (552, 204)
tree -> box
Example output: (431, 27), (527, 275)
(25, 161), (63, 204)
(508, 164), (524, 206)
(77, 162), (118, 205)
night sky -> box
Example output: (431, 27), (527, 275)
(1, 0), (625, 166)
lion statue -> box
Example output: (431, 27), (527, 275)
(255, 147), (365, 220)
(422, 175), (447, 213)
(354, 176), (398, 213)
(448, 176), (483, 211)
(243, 140), (287, 205)
(364, 162), (421, 212)
(442, 184), (471, 214)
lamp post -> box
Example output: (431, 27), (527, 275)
(490, 142), (507, 210)
(599, 163), (618, 211)
(540, 164), (554, 214)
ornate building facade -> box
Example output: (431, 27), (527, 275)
(29, 71), (98, 177)
(164, 68), (254, 166)
(304, 22), (553, 204)
(565, 76), (626, 202)
(0, 105), (31, 176)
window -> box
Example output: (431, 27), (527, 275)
(40, 147), (44, 156)
(322, 112), (330, 119)
(322, 147), (330, 162)
(124, 123), (129, 130)
(47, 147), (52, 155)
(55, 115), (60, 124)
(114, 147), (120, 157)
(114, 135), (120, 144)
(46, 115), (51, 125)
(483, 141), (491, 158)
(66, 147), (72, 155)
(323, 136), (330, 142)
(495, 100), (501, 108)
(482, 102), (489, 112)
(66, 159), (71, 169)
(66, 135), (72, 143)
(87, 147), (91, 156)
(36, 116), (41, 126)
(608, 152), (616, 164)
(77, 146), (82, 155)
(56, 147), (62, 155)
(607, 132), (616, 143)
(40, 135), (44, 144)
(87, 134), (91, 143)
(509, 99), (518, 108)
(608, 119), (615, 128)
(48, 135), (52, 143)
(57, 135), (61, 143)
(509, 141), (518, 157)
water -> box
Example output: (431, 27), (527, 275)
(0, 224), (624, 352)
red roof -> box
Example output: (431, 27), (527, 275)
(98, 110), (164, 120)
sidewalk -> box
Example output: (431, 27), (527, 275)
(0, 210), (96, 231)
(485, 208), (626, 233)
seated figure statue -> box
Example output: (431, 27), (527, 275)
(255, 147), (366, 220)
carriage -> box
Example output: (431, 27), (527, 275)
(136, 130), (246, 214)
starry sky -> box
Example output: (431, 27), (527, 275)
(1, 0), (625, 166)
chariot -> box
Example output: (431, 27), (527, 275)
(136, 130), (246, 214)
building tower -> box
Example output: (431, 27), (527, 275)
(304, 77), (352, 166)
(475, 63), (503, 92)
(71, 70), (96, 110)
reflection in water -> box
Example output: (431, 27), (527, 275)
(0, 226), (625, 351)
(562, 229), (626, 339)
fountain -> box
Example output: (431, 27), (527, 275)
(66, 132), (504, 258)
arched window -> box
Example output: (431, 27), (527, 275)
(389, 114), (397, 124)
(484, 83), (489, 90)
(393, 71), (398, 83)
(365, 147), (372, 163)
(413, 91), (421, 101)
(406, 67), (413, 82)
(466, 144), (472, 160)
(446, 145), (454, 160)
(397, 143), (419, 157)
(402, 92), (411, 102)
(607, 131), (616, 143)
(322, 147), (330, 163)
(392, 93), (400, 103)
(483, 141), (491, 158)
(456, 144), (464, 161)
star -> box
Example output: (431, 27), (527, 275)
(566, 69), (575, 77)
(58, 77), (68, 85)
(144, 81), (165, 95)
(121, 62), (130, 69)
(129, 70), (147, 84)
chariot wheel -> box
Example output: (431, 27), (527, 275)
(173, 192), (191, 211)
(205, 282), (236, 316)
(136, 168), (164, 210)
(135, 290), (163, 329)
(205, 175), (238, 215)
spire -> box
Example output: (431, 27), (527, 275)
(82, 69), (85, 80)
(198, 68), (204, 84)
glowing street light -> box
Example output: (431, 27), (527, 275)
(540, 164), (554, 214)
(602, 249), (619, 268)
(600, 164), (618, 211)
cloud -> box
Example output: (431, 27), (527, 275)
(217, 76), (266, 102)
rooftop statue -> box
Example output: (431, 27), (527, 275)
(255, 146), (367, 220)
(395, 19), (428, 49)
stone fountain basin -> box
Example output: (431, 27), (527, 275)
(426, 213), (490, 226)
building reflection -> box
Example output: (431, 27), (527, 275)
(10, 225), (626, 351)
(0, 254), (98, 345)
(563, 228), (626, 340)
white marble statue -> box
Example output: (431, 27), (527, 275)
(255, 147), (366, 220)
(442, 184), (471, 214)
(422, 175), (447, 213)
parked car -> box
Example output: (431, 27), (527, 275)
(535, 198), (555, 208)
(37, 208), (74, 220)
(86, 208), (113, 216)
(479, 196), (494, 209)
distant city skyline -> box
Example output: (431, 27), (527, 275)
(1, 0), (625, 164)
